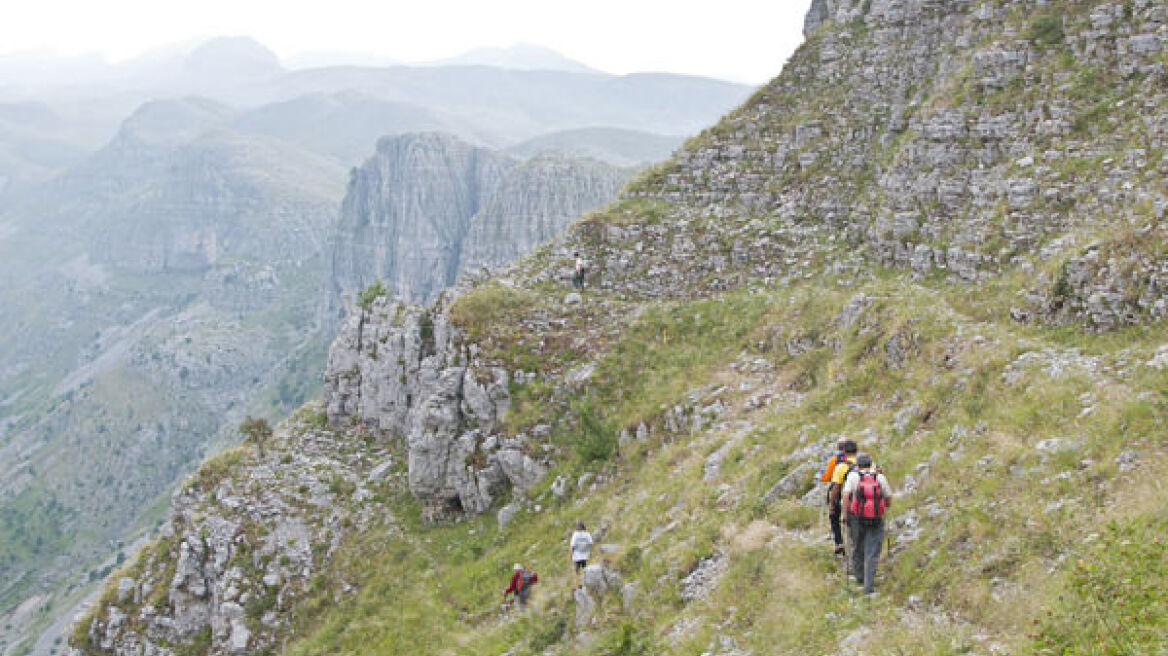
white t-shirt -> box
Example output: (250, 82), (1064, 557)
(842, 469), (892, 499)
(569, 530), (593, 562)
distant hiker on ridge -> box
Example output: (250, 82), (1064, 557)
(826, 439), (858, 557)
(569, 521), (594, 576)
(573, 252), (587, 290)
(503, 563), (539, 608)
(842, 453), (892, 595)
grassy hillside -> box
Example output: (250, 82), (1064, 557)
(272, 271), (1168, 656)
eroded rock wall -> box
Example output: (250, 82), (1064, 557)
(323, 295), (545, 517)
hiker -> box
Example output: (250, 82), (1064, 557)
(572, 252), (587, 290)
(569, 521), (594, 574)
(842, 453), (892, 595)
(503, 563), (539, 607)
(826, 439), (859, 556)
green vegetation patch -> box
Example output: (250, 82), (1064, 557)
(357, 280), (388, 311)
(1028, 15), (1066, 49)
(1035, 516), (1168, 655)
(449, 281), (540, 343)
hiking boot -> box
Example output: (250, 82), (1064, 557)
(834, 546), (846, 556)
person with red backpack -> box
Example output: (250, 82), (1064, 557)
(503, 563), (539, 608)
(842, 453), (892, 595)
(825, 439), (858, 556)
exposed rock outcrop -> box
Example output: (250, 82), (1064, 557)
(75, 410), (395, 656)
(329, 133), (513, 304)
(323, 295), (546, 517)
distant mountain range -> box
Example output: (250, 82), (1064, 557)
(0, 36), (749, 195)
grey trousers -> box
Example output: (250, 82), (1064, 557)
(849, 518), (885, 594)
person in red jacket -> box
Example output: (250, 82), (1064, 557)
(503, 563), (539, 607)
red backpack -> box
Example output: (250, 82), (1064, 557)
(849, 471), (886, 524)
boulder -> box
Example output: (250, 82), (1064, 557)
(762, 462), (816, 504)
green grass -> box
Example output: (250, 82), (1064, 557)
(75, 262), (1168, 656)
(1035, 517), (1168, 655)
(449, 281), (541, 343)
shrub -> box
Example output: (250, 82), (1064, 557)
(1050, 263), (1075, 309)
(599, 622), (653, 655)
(1029, 15), (1065, 48)
(574, 400), (617, 463)
(240, 417), (273, 458)
(357, 280), (387, 311)
(529, 612), (567, 651)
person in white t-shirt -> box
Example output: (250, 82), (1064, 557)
(841, 453), (893, 595)
(569, 521), (594, 574)
(573, 253), (587, 290)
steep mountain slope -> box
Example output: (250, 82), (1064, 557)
(328, 133), (629, 305)
(70, 2), (1168, 656)
(0, 43), (746, 648)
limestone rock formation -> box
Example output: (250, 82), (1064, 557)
(329, 133), (513, 304)
(461, 155), (629, 273)
(75, 410), (395, 656)
(65, 2), (1168, 655)
(328, 133), (628, 307)
(324, 295), (546, 516)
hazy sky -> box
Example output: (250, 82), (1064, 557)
(2, 0), (812, 83)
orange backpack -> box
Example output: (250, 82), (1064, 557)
(819, 453), (844, 483)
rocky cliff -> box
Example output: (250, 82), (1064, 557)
(461, 155), (629, 272)
(633, 0), (1167, 327)
(328, 133), (628, 306)
(0, 56), (747, 654)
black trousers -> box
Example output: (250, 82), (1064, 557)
(828, 491), (843, 547)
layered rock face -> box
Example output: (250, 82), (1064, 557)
(324, 295), (545, 516)
(330, 133), (512, 303)
(461, 155), (628, 271)
(328, 133), (627, 307)
(66, 2), (1168, 656)
(633, 0), (1168, 328)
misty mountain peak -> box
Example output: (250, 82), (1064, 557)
(184, 36), (283, 80)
